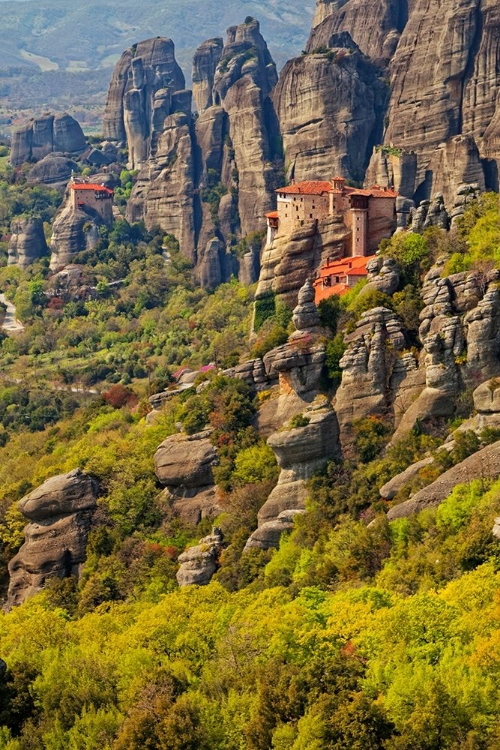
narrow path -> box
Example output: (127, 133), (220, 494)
(0, 293), (25, 334)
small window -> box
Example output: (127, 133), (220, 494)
(310, 213), (313, 218)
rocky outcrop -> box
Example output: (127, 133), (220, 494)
(262, 279), (328, 398)
(201, 18), (279, 238)
(102, 37), (186, 169)
(358, 256), (399, 297)
(365, 148), (417, 199)
(379, 457), (435, 501)
(7, 469), (98, 608)
(49, 203), (103, 272)
(192, 38), (223, 112)
(390, 263), (500, 445)
(120, 20), (278, 270)
(335, 306), (415, 450)
(176, 528), (223, 586)
(424, 137), (486, 207)
(256, 398), (339, 530)
(257, 215), (350, 308)
(154, 430), (221, 525)
(244, 509), (305, 551)
(308, 0), (404, 65)
(11, 114), (86, 167)
(27, 155), (78, 186)
(126, 112), (197, 262)
(8, 217), (48, 268)
(387, 440), (500, 520)
(273, 33), (385, 184)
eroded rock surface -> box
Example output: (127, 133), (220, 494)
(387, 440), (500, 520)
(8, 217), (48, 269)
(7, 469), (98, 608)
(11, 114), (86, 167)
(257, 398), (339, 528)
(273, 33), (384, 184)
(154, 430), (222, 525)
(176, 528), (224, 586)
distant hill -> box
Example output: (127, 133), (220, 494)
(0, 0), (314, 76)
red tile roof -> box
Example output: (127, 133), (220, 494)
(265, 211), (279, 218)
(276, 181), (398, 199)
(71, 183), (114, 195)
(316, 255), (373, 276)
(277, 181), (332, 196)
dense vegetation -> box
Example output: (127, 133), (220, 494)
(1, 158), (500, 747)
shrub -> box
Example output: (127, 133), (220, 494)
(103, 384), (138, 409)
(254, 293), (276, 331)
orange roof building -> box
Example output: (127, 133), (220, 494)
(69, 179), (114, 224)
(313, 255), (373, 303)
(266, 175), (397, 258)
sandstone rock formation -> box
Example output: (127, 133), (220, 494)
(308, 0), (500, 202)
(102, 37), (186, 169)
(11, 114), (86, 167)
(49, 203), (104, 272)
(257, 398), (338, 530)
(309, 0), (405, 64)
(7, 469), (98, 608)
(126, 111), (197, 261)
(335, 306), (416, 451)
(8, 217), (48, 269)
(114, 20), (279, 275)
(27, 155), (79, 186)
(389, 262), (500, 445)
(358, 256), (399, 297)
(257, 214), (350, 308)
(176, 528), (224, 586)
(365, 148), (417, 199)
(244, 509), (305, 551)
(192, 38), (223, 113)
(273, 33), (384, 184)
(387, 440), (500, 521)
(154, 430), (221, 525)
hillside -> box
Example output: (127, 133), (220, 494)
(0, 0), (499, 747)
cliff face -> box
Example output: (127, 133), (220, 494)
(8, 217), (48, 269)
(113, 20), (280, 281)
(10, 113), (87, 167)
(273, 33), (385, 184)
(102, 38), (186, 170)
(307, 0), (500, 199)
(308, 0), (404, 64)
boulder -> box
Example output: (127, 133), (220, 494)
(176, 528), (224, 586)
(8, 217), (48, 269)
(154, 431), (221, 525)
(244, 509), (305, 551)
(154, 430), (218, 488)
(11, 113), (86, 166)
(7, 469), (98, 608)
(387, 440), (500, 520)
(19, 468), (98, 521)
(379, 456), (435, 501)
(257, 398), (339, 526)
(27, 155), (78, 186)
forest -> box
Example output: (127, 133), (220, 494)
(0, 135), (499, 749)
